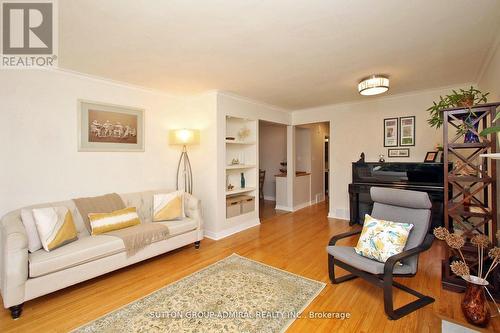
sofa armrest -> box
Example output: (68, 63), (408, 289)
(184, 193), (203, 231)
(0, 212), (29, 308)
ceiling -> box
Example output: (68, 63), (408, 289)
(59, 0), (500, 110)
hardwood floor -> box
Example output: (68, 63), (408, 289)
(259, 199), (289, 221)
(1, 201), (497, 332)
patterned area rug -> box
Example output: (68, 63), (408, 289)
(73, 253), (325, 333)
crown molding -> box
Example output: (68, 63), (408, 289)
(217, 90), (290, 113)
(39, 67), (181, 99)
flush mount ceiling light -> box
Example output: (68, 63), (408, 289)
(358, 75), (390, 96)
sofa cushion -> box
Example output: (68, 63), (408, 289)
(120, 190), (175, 224)
(32, 206), (78, 251)
(20, 200), (89, 237)
(326, 245), (415, 275)
(29, 218), (198, 277)
(29, 235), (124, 278)
(73, 193), (126, 233)
(89, 207), (141, 235)
(159, 218), (197, 235)
(153, 191), (184, 221)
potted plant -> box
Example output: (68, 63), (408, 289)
(427, 87), (489, 142)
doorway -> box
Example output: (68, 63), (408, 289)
(258, 120), (288, 220)
(293, 122), (330, 210)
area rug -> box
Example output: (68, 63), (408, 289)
(73, 253), (325, 333)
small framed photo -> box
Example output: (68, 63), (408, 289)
(78, 100), (145, 152)
(384, 118), (398, 147)
(388, 148), (410, 158)
(424, 151), (438, 163)
(399, 116), (415, 146)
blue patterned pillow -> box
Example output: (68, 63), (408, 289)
(354, 214), (413, 263)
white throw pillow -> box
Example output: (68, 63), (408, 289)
(153, 191), (185, 221)
(21, 209), (43, 252)
(32, 206), (78, 251)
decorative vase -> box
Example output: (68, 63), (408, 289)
(464, 120), (479, 143)
(461, 276), (490, 327)
(240, 173), (245, 188)
(462, 114), (480, 143)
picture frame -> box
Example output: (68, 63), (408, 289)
(388, 148), (410, 158)
(399, 116), (415, 146)
(383, 117), (398, 147)
(424, 151), (438, 163)
(78, 100), (145, 152)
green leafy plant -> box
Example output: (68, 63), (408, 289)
(427, 87), (489, 135)
(480, 112), (500, 136)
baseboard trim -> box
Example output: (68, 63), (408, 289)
(293, 201), (313, 211)
(204, 218), (261, 241)
(277, 201), (320, 212)
(328, 209), (350, 221)
(275, 205), (293, 212)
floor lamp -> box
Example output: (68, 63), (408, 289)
(169, 129), (200, 194)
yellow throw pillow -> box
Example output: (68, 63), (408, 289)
(89, 207), (141, 235)
(32, 207), (78, 251)
(153, 191), (184, 222)
(354, 214), (413, 263)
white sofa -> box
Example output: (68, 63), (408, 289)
(0, 190), (203, 319)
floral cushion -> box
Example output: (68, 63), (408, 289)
(354, 214), (413, 263)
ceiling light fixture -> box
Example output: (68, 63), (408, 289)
(358, 75), (390, 96)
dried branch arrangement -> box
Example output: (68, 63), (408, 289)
(433, 228), (500, 281)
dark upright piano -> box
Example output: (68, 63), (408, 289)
(348, 162), (449, 229)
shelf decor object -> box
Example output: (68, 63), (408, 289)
(441, 102), (500, 301)
(169, 129), (200, 194)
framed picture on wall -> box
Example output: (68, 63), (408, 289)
(78, 100), (145, 152)
(383, 118), (398, 147)
(388, 148), (410, 158)
(399, 116), (415, 146)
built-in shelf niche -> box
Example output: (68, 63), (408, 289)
(224, 115), (258, 222)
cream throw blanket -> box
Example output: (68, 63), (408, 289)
(105, 223), (170, 256)
(73, 193), (125, 233)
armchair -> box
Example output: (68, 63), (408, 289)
(327, 187), (435, 320)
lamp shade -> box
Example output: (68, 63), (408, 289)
(358, 75), (389, 96)
(169, 129), (200, 146)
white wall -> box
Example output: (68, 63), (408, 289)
(478, 40), (500, 100)
(181, 91), (219, 233)
(295, 127), (311, 172)
(0, 69), (217, 231)
(292, 84), (474, 220)
(258, 123), (286, 200)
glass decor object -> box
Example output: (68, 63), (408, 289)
(463, 115), (480, 143)
(240, 173), (245, 189)
(461, 276), (490, 327)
